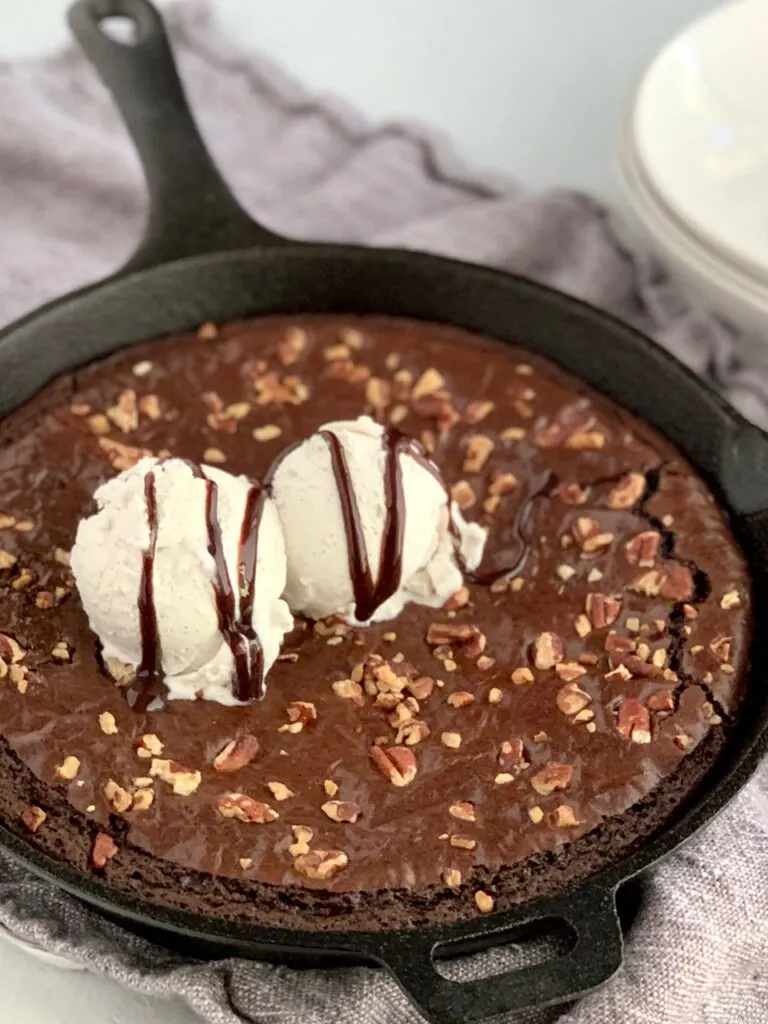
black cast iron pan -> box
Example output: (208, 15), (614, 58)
(1, 1), (767, 1020)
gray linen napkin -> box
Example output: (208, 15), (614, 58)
(0, 4), (766, 1022)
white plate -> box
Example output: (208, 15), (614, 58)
(633, 0), (768, 281)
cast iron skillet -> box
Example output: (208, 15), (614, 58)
(1, 0), (767, 1020)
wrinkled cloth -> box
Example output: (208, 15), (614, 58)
(0, 4), (766, 1023)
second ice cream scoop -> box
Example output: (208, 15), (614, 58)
(270, 416), (486, 623)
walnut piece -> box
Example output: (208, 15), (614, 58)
(370, 744), (418, 786)
(533, 632), (564, 670)
(91, 833), (119, 870)
(213, 734), (261, 772)
(321, 800), (361, 823)
(293, 849), (348, 880)
(530, 762), (574, 795)
(217, 793), (279, 823)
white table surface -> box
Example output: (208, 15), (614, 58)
(0, 1), (726, 1021)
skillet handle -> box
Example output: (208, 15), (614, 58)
(377, 885), (622, 1024)
(68, 0), (286, 272)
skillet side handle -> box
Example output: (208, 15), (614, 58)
(378, 885), (622, 1024)
(68, 0), (286, 272)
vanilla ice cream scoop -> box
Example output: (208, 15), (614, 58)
(270, 416), (486, 623)
(71, 457), (293, 704)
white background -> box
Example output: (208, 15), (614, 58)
(0, 1), (723, 1021)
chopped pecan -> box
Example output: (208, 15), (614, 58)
(555, 661), (587, 682)
(253, 424), (282, 442)
(647, 689), (675, 713)
(287, 701), (317, 725)
(447, 690), (475, 708)
(370, 744), (417, 786)
(267, 782), (295, 802)
(449, 801), (476, 822)
(213, 734), (260, 772)
(556, 682), (592, 716)
(55, 756), (80, 781)
(411, 367), (445, 400)
(463, 434), (494, 473)
(0, 635), (25, 664)
(449, 835), (476, 850)
(293, 849), (348, 880)
(217, 793), (279, 823)
(630, 570), (664, 597)
(138, 733), (164, 757)
(605, 633), (636, 654)
(532, 632), (564, 670)
(709, 636), (732, 663)
(528, 805), (544, 824)
(399, 720), (431, 746)
(321, 800), (361, 823)
(488, 471), (517, 496)
(149, 759), (201, 795)
(720, 590), (741, 610)
(131, 788), (154, 811)
(531, 762), (573, 795)
(586, 593), (622, 629)
(98, 436), (153, 471)
(104, 779), (133, 813)
(442, 868), (462, 887)
(660, 565), (695, 601)
(511, 666), (535, 685)
(0, 550), (17, 570)
(106, 389), (138, 433)
(615, 698), (651, 743)
(465, 399), (495, 424)
(20, 806), (46, 833)
(565, 430), (605, 450)
(451, 481), (476, 511)
(91, 833), (118, 870)
(277, 326), (306, 365)
(557, 482), (588, 505)
(365, 377), (392, 410)
(606, 473), (646, 510)
(625, 531), (661, 567)
(444, 586), (470, 611)
(498, 738), (528, 771)
(441, 731), (462, 749)
(288, 824), (314, 857)
(332, 678), (365, 703)
(552, 805), (579, 828)
(474, 891), (495, 913)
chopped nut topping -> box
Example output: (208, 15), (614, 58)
(447, 690), (475, 708)
(720, 590), (741, 610)
(288, 824), (314, 857)
(552, 805), (579, 828)
(323, 779), (339, 798)
(404, 676), (434, 701)
(556, 564), (576, 582)
(293, 849), (348, 880)
(528, 806), (544, 824)
(448, 801), (476, 822)
(106, 389), (139, 433)
(253, 370), (309, 407)
(197, 321), (218, 340)
(501, 426), (527, 442)
(51, 640), (72, 662)
(475, 891), (495, 913)
(532, 632), (564, 670)
(659, 565), (695, 601)
(253, 424), (282, 442)
(488, 687), (503, 704)
(91, 833), (118, 870)
(203, 447), (227, 464)
(465, 399), (495, 424)
(87, 412), (111, 436)
(321, 800), (361, 823)
(557, 482), (588, 505)
(131, 788), (154, 811)
(324, 342), (351, 362)
(494, 773), (514, 784)
(451, 480), (476, 510)
(277, 326), (306, 365)
(55, 756), (80, 781)
(98, 712), (118, 736)
(411, 367), (445, 400)
(463, 434), (494, 473)
(615, 698), (652, 743)
(556, 682), (592, 716)
(709, 636), (732, 663)
(98, 436), (153, 471)
(585, 592), (621, 629)
(332, 678), (365, 703)
(426, 622), (486, 657)
(674, 730), (694, 750)
(20, 806), (47, 833)
(0, 635), (25, 663)
(555, 661), (587, 682)
(217, 793), (279, 823)
(149, 759), (202, 795)
(442, 868), (462, 887)
(449, 835), (476, 850)
(267, 782), (295, 802)
(606, 473), (646, 510)
(370, 744), (418, 786)
(533, 731), (549, 742)
(565, 430), (605, 450)
(511, 666), (535, 685)
(213, 734), (260, 772)
(278, 721), (303, 734)
(498, 737), (528, 771)
(138, 394), (162, 421)
(488, 471), (518, 497)
(647, 689), (675, 713)
(625, 531), (661, 568)
(531, 762), (574, 795)
(239, 857), (253, 869)
(104, 779), (133, 813)
(444, 586), (470, 611)
(287, 701), (317, 725)
(441, 732), (462, 749)
(139, 734), (164, 757)
(574, 614), (592, 638)
(35, 590), (54, 609)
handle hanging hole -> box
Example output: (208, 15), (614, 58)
(98, 15), (139, 45)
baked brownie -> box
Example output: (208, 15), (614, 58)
(0, 315), (751, 930)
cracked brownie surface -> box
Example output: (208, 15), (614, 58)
(0, 315), (751, 929)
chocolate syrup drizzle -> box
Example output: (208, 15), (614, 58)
(133, 459), (268, 708)
(321, 426), (453, 622)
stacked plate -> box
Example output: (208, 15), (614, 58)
(618, 0), (768, 353)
